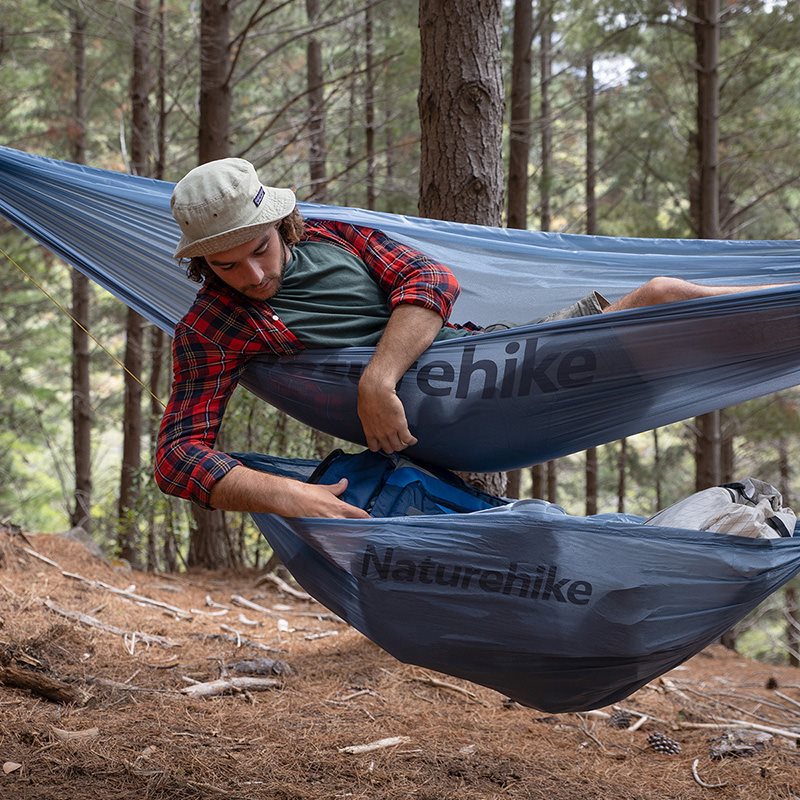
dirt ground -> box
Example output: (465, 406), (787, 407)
(1, 529), (799, 800)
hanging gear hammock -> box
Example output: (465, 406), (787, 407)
(236, 449), (800, 713)
(2, 147), (800, 712)
(3, 146), (800, 470)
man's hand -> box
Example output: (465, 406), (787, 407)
(210, 467), (369, 518)
(278, 477), (370, 518)
(358, 375), (418, 454)
(357, 304), (443, 454)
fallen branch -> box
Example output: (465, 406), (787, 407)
(256, 572), (312, 601)
(338, 736), (410, 755)
(691, 758), (728, 789)
(180, 676), (280, 698)
(409, 674), (485, 705)
(62, 572), (193, 619)
(43, 599), (180, 649)
(0, 665), (87, 705)
(679, 719), (800, 741)
(231, 594), (342, 622)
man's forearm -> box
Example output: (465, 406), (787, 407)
(362, 304), (443, 386)
(209, 464), (368, 518)
(358, 304), (443, 453)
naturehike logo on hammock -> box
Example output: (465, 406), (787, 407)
(325, 337), (597, 399)
(360, 544), (593, 605)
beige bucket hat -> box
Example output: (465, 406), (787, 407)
(170, 158), (296, 259)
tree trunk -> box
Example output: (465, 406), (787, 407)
(538, 0), (552, 232)
(693, 0), (721, 491)
(418, 0), (504, 226)
(418, 0), (504, 495)
(507, 0), (532, 230)
(190, 0), (237, 568)
(69, 8), (92, 534)
(653, 428), (662, 511)
(531, 464), (545, 498)
(118, 0), (152, 567)
(199, 0), (231, 163)
(118, 308), (144, 566)
(306, 0), (327, 201)
(617, 438), (627, 514)
(583, 55), (598, 517)
(365, 0), (376, 210)
(779, 440), (798, 667)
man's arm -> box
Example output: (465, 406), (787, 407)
(210, 465), (369, 518)
(304, 222), (462, 454)
(358, 304), (443, 453)
(156, 316), (368, 518)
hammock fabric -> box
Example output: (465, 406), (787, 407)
(238, 451), (800, 713)
(3, 148), (800, 711)
(3, 146), (800, 471)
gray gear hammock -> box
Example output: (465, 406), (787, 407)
(2, 146), (800, 712)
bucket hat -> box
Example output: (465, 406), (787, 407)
(170, 158), (295, 259)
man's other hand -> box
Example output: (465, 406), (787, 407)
(357, 377), (418, 454)
(209, 467), (369, 518)
(281, 478), (370, 519)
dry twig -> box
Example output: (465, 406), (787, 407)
(256, 572), (312, 601)
(180, 676), (280, 698)
(691, 758), (728, 789)
(43, 599), (180, 649)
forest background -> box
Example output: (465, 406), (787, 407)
(1, 0), (800, 665)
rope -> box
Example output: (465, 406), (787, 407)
(1, 245), (166, 409)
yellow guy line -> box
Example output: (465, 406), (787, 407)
(1, 246), (166, 409)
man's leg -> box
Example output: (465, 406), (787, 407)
(604, 276), (786, 313)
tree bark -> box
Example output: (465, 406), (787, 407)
(418, 0), (504, 226)
(584, 55), (597, 517)
(118, 0), (152, 567)
(191, 0), (237, 568)
(418, 0), (504, 495)
(616, 438), (627, 514)
(538, 0), (552, 232)
(69, 7), (92, 534)
(505, 0), (534, 497)
(199, 0), (231, 163)
(365, 0), (376, 210)
(507, 0), (532, 230)
(693, 0), (721, 491)
(306, 0), (327, 201)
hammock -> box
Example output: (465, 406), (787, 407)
(238, 451), (800, 713)
(3, 146), (800, 470)
(2, 148), (800, 711)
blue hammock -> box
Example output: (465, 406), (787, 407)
(3, 148), (800, 711)
(238, 450), (800, 712)
(3, 146), (800, 470)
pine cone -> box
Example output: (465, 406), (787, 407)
(607, 710), (633, 729)
(647, 732), (682, 755)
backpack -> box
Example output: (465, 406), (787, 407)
(644, 477), (796, 539)
(308, 449), (509, 517)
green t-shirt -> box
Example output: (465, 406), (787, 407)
(267, 241), (469, 348)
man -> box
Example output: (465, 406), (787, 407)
(156, 158), (782, 518)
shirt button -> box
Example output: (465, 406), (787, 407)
(272, 314), (279, 320)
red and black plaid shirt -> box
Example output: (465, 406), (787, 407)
(155, 219), (462, 507)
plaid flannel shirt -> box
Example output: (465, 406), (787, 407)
(155, 219), (462, 507)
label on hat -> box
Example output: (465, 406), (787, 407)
(253, 186), (265, 207)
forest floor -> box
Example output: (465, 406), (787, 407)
(0, 527), (799, 800)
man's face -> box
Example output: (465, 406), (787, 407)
(205, 226), (287, 300)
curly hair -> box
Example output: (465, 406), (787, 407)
(184, 207), (306, 283)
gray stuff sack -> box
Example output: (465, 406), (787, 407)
(645, 478), (796, 539)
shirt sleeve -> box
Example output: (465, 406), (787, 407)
(155, 320), (251, 509)
(305, 220), (461, 321)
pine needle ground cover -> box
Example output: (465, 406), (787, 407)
(0, 529), (798, 800)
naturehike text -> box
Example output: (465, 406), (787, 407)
(360, 544), (593, 606)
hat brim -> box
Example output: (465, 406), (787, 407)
(173, 189), (296, 259)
